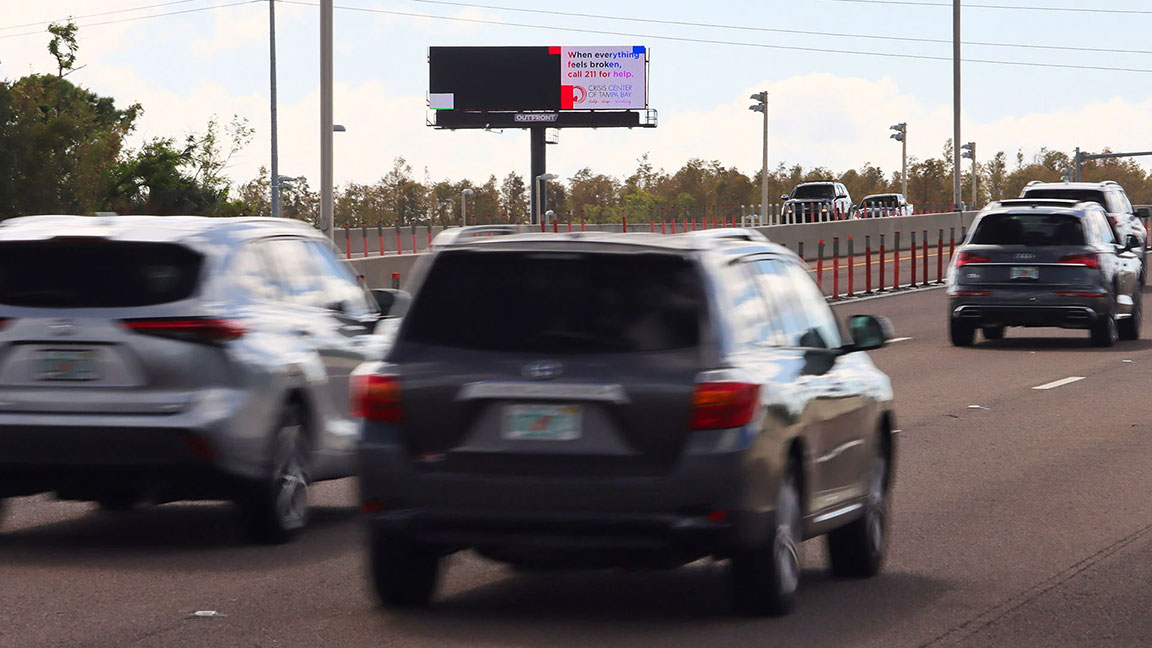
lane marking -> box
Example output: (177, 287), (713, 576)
(1032, 376), (1085, 391)
(889, 336), (913, 343)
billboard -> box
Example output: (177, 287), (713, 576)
(429, 46), (648, 113)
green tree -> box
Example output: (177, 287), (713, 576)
(47, 21), (81, 78)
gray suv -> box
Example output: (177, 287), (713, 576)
(947, 200), (1143, 346)
(0, 215), (390, 543)
(355, 229), (897, 616)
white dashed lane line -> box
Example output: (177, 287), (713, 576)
(1032, 376), (1086, 391)
(889, 337), (913, 343)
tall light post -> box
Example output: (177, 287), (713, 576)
(320, 0), (334, 239)
(960, 141), (976, 209)
(890, 123), (907, 199)
(460, 188), (474, 226)
(749, 91), (769, 225)
(269, 0), (280, 218)
(952, 0), (962, 211)
(536, 173), (557, 225)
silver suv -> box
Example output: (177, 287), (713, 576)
(0, 215), (391, 543)
(1021, 180), (1147, 279)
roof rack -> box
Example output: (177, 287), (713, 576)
(1024, 180), (1044, 187)
(429, 225), (520, 250)
(1101, 180), (1120, 186)
(681, 228), (770, 246)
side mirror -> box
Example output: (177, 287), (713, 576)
(780, 194), (790, 201)
(836, 193), (848, 200)
(1123, 234), (1140, 252)
(1135, 206), (1152, 220)
(371, 289), (412, 319)
(846, 314), (893, 351)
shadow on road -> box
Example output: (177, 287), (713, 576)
(0, 501), (360, 572)
(376, 560), (949, 646)
(964, 336), (1152, 353)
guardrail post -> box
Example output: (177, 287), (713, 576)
(833, 237), (840, 299)
(937, 229), (945, 282)
(910, 230), (917, 286)
(411, 224), (418, 252)
(949, 227), (956, 262)
(922, 229), (929, 286)
(893, 232), (901, 290)
(622, 213), (628, 233)
(361, 224), (368, 257)
(879, 234), (886, 291)
(394, 224), (402, 255)
(391, 272), (400, 290)
(865, 235), (872, 294)
(581, 211), (586, 232)
(817, 240), (825, 291)
(847, 236), (855, 297)
(427, 225), (433, 249)
(798, 241), (805, 261)
(377, 220), (384, 256)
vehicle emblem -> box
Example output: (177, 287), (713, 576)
(49, 319), (76, 336)
(522, 360), (563, 380)
(1014, 253), (1037, 260)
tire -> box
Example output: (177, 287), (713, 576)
(1119, 288), (1142, 341)
(981, 326), (1005, 341)
(949, 320), (975, 347)
(731, 465), (802, 617)
(1091, 302), (1119, 348)
(827, 442), (890, 579)
(237, 405), (311, 544)
(369, 531), (442, 608)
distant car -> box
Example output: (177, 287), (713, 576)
(356, 229), (898, 616)
(856, 193), (913, 218)
(781, 182), (853, 223)
(1021, 180), (1146, 279)
(946, 200), (1143, 347)
(0, 215), (395, 542)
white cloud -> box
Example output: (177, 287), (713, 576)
(189, 1), (266, 58)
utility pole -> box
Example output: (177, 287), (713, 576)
(890, 123), (907, 198)
(748, 92), (769, 225)
(269, 0), (280, 218)
(961, 142), (976, 208)
(320, 0), (334, 239)
(952, 0), (962, 211)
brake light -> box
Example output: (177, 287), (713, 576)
(1058, 253), (1100, 268)
(121, 318), (245, 343)
(950, 290), (991, 296)
(0, 318), (9, 330)
(955, 252), (992, 267)
(1055, 291), (1107, 298)
(691, 382), (759, 430)
(352, 374), (403, 422)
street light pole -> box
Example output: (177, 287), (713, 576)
(320, 0), (333, 239)
(952, 0), (962, 211)
(961, 142), (977, 207)
(749, 92), (769, 224)
(890, 123), (907, 198)
(269, 0), (280, 218)
(536, 173), (556, 224)
(461, 188), (474, 226)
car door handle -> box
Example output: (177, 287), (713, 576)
(293, 328), (314, 337)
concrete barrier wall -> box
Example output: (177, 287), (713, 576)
(346, 211), (980, 288)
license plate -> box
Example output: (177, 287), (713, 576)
(1010, 266), (1039, 281)
(502, 404), (582, 441)
(36, 349), (100, 381)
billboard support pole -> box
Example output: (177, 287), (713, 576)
(530, 126), (546, 225)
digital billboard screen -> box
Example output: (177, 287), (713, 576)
(429, 46), (648, 113)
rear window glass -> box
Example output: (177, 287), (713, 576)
(793, 184), (835, 199)
(970, 214), (1085, 246)
(863, 196), (898, 207)
(1022, 188), (1107, 208)
(401, 251), (705, 353)
(0, 240), (202, 308)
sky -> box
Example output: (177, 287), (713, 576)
(2, 0), (1152, 190)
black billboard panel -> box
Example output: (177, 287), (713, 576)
(429, 47), (560, 112)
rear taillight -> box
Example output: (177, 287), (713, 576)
(691, 382), (760, 430)
(121, 317), (245, 343)
(955, 252), (992, 267)
(352, 374), (403, 422)
(950, 290), (992, 297)
(0, 318), (9, 330)
(1058, 253), (1100, 268)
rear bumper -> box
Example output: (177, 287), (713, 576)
(950, 297), (1106, 328)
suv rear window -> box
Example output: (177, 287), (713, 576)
(970, 213), (1085, 246)
(1022, 188), (1108, 208)
(402, 251), (705, 353)
(792, 184), (835, 199)
(0, 240), (202, 308)
(863, 196), (899, 207)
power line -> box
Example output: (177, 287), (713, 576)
(0, 0), (261, 40)
(403, 0), (1152, 56)
(0, 0), (209, 32)
(826, 0), (1152, 15)
(278, 1), (1152, 74)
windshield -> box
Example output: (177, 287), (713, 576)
(0, 240), (202, 308)
(792, 184), (836, 200)
(402, 251), (706, 354)
(863, 196), (899, 208)
(970, 213), (1086, 246)
(1022, 188), (1107, 208)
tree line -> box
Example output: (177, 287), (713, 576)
(5, 23), (1152, 226)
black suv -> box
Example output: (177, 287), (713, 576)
(354, 229), (898, 616)
(947, 199), (1143, 346)
(781, 182), (854, 223)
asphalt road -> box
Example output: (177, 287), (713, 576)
(3, 287), (1152, 648)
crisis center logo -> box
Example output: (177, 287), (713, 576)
(571, 85), (587, 105)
